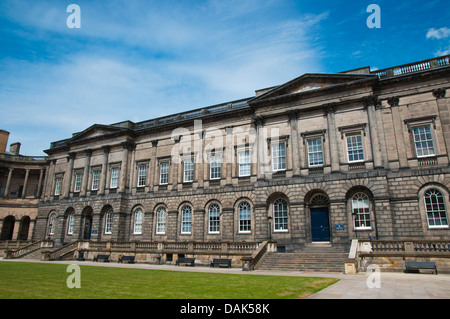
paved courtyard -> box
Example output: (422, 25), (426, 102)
(1, 258), (449, 299)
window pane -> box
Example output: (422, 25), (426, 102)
(137, 165), (147, 187)
(160, 163), (169, 184)
(413, 126), (435, 157)
(133, 209), (143, 234)
(272, 143), (286, 171)
(105, 211), (113, 234)
(156, 207), (166, 234)
(273, 199), (288, 231)
(347, 134), (364, 162)
(352, 193), (371, 229)
(424, 189), (449, 228)
(91, 170), (100, 190)
(209, 204), (220, 233)
(181, 206), (192, 233)
(110, 168), (119, 188)
(210, 156), (221, 180)
(239, 202), (251, 232)
(307, 138), (323, 167)
(184, 159), (194, 182)
(74, 173), (83, 192)
(239, 151), (251, 176)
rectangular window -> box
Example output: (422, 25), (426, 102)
(271, 143), (286, 171)
(156, 208), (166, 234)
(67, 214), (75, 235)
(238, 151), (251, 177)
(160, 162), (169, 185)
(346, 134), (364, 162)
(74, 172), (83, 193)
(54, 177), (63, 196)
(183, 159), (194, 182)
(307, 138), (324, 167)
(137, 164), (147, 187)
(413, 125), (435, 157)
(110, 167), (119, 189)
(181, 207), (192, 234)
(91, 170), (100, 190)
(105, 212), (113, 234)
(210, 155), (221, 180)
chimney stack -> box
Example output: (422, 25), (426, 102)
(9, 142), (21, 155)
(0, 130), (9, 153)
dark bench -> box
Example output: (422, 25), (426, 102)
(93, 254), (110, 262)
(405, 261), (437, 274)
(118, 255), (135, 264)
(210, 258), (232, 268)
(176, 257), (195, 267)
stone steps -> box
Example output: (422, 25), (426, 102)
(258, 244), (347, 272)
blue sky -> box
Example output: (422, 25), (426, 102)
(1, 0), (449, 155)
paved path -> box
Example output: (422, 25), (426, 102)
(2, 258), (449, 299)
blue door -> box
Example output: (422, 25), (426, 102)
(310, 208), (330, 242)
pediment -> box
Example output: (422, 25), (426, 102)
(70, 124), (129, 142)
(250, 73), (377, 104)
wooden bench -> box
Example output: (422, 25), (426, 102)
(405, 261), (437, 274)
(118, 255), (135, 264)
(176, 257), (195, 267)
(210, 258), (232, 268)
(93, 254), (110, 262)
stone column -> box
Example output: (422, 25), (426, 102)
(225, 127), (233, 185)
(433, 88), (449, 159)
(22, 169), (30, 198)
(4, 168), (13, 198)
(325, 103), (340, 172)
(288, 110), (301, 176)
(36, 168), (45, 198)
(99, 146), (110, 195)
(254, 116), (266, 180)
(62, 152), (76, 198)
(364, 95), (383, 168)
(119, 140), (135, 193)
(80, 149), (92, 197)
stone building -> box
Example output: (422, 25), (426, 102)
(0, 131), (47, 242)
(33, 55), (450, 258)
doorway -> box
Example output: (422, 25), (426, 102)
(83, 215), (92, 240)
(310, 207), (330, 242)
(1, 216), (15, 240)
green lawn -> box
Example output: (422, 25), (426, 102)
(0, 261), (338, 299)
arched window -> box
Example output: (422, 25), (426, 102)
(133, 208), (143, 234)
(208, 204), (220, 233)
(104, 209), (113, 234)
(424, 189), (449, 228)
(156, 207), (166, 234)
(238, 202), (251, 233)
(273, 199), (288, 231)
(67, 213), (75, 235)
(352, 193), (371, 229)
(48, 212), (56, 235)
(181, 205), (192, 234)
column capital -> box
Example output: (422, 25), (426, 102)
(433, 88), (446, 99)
(67, 152), (76, 162)
(102, 145), (111, 153)
(387, 96), (400, 107)
(253, 115), (265, 127)
(324, 102), (337, 115)
(363, 95), (381, 109)
(287, 109), (299, 121)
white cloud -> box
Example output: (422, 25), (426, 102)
(0, 1), (329, 155)
(426, 27), (450, 39)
